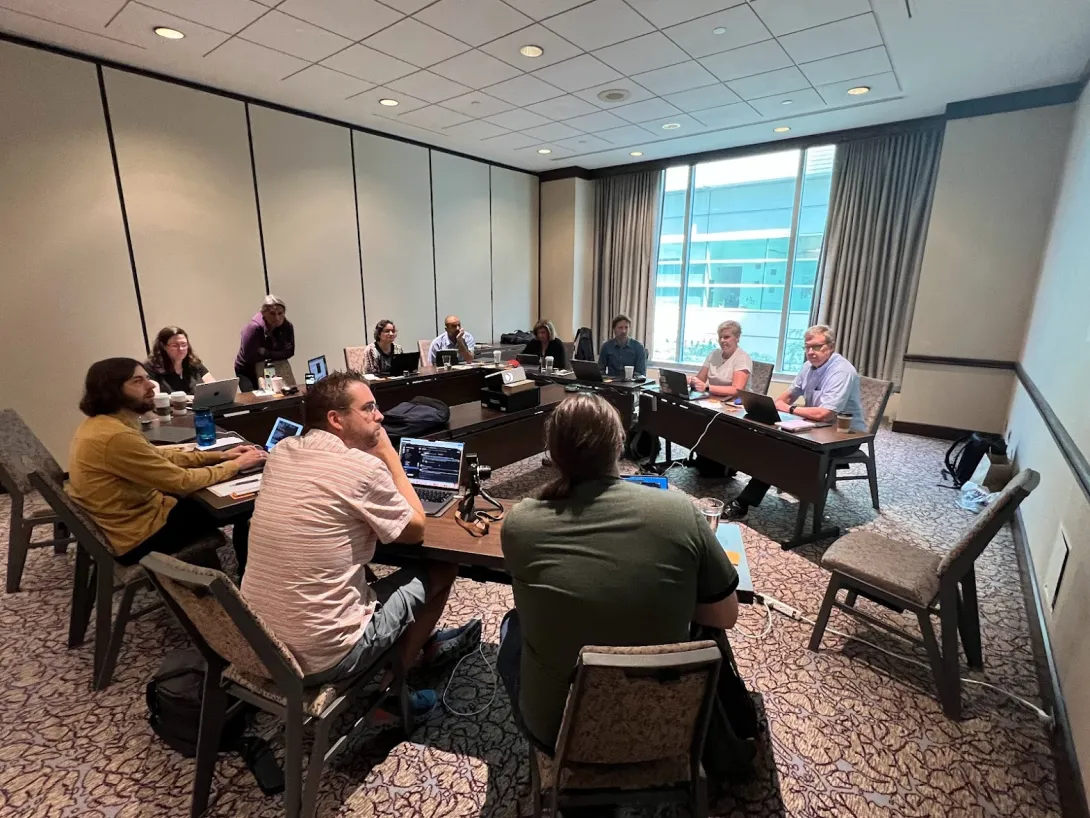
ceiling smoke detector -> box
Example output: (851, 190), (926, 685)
(597, 88), (630, 103)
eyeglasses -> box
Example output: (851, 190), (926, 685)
(359, 401), (379, 415)
(804, 342), (829, 352)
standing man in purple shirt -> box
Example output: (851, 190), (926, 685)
(234, 295), (295, 391)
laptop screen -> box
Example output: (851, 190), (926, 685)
(399, 438), (464, 490)
(264, 417), (303, 451)
(308, 356), (328, 381)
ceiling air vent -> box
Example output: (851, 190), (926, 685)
(597, 89), (630, 103)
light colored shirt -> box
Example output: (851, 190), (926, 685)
(597, 337), (647, 376)
(363, 342), (403, 375)
(702, 347), (753, 387)
(789, 352), (866, 431)
(428, 330), (475, 364)
(242, 429), (413, 675)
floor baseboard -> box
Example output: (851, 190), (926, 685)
(890, 420), (975, 441)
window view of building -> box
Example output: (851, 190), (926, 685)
(649, 146), (836, 373)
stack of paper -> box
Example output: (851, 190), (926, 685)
(208, 474), (263, 497)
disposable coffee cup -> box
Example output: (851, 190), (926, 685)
(493, 350), (501, 363)
(153, 393), (171, 417)
(694, 497), (724, 533)
(139, 412), (154, 426)
(271, 376), (285, 393)
(836, 413), (852, 432)
(544, 355), (554, 373)
(624, 365), (635, 380)
(170, 391), (187, 414)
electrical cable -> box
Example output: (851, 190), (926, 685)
(732, 598), (774, 639)
(441, 641), (499, 718)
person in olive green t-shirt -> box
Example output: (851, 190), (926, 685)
(499, 393), (739, 752)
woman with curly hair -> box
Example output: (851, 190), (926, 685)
(144, 326), (217, 394)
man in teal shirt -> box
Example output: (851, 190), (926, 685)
(597, 314), (647, 377)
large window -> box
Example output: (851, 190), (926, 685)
(650, 145), (835, 372)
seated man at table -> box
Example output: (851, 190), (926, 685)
(597, 314), (646, 377)
(242, 371), (480, 714)
(725, 324), (866, 520)
(428, 314), (475, 364)
(67, 358), (266, 569)
(499, 393), (739, 751)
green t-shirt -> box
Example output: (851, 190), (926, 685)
(501, 478), (739, 750)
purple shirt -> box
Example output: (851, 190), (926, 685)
(234, 312), (295, 375)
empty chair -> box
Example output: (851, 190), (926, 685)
(343, 346), (366, 372)
(747, 361), (773, 396)
(529, 641), (721, 818)
(417, 339), (431, 365)
(824, 375), (894, 510)
(141, 552), (411, 818)
(808, 469), (1039, 719)
(0, 409), (75, 592)
(272, 360), (296, 388)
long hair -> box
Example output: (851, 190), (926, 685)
(373, 319), (396, 344)
(538, 393), (624, 501)
(147, 326), (203, 375)
(532, 319), (556, 342)
(79, 358), (144, 417)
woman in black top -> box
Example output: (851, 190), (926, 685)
(144, 326), (216, 394)
(521, 319), (567, 368)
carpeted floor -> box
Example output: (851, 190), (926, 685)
(0, 428), (1060, 817)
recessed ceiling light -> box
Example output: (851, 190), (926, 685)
(712, 26), (727, 35)
(847, 85), (871, 95)
(378, 98), (399, 106)
(780, 99), (793, 105)
(153, 26), (185, 39)
(537, 148), (552, 154)
(773, 126), (791, 133)
(630, 151), (643, 157)
(597, 89), (630, 103)
(520, 44), (544, 58)
(662, 122), (681, 130)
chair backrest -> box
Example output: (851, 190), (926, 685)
(748, 361), (773, 396)
(572, 327), (595, 362)
(563, 341), (576, 364)
(141, 551), (305, 686)
(0, 409), (64, 496)
(272, 360), (296, 387)
(858, 376), (894, 435)
(344, 345), (367, 372)
(554, 641), (721, 768)
(28, 468), (119, 563)
(417, 339), (431, 364)
(938, 469), (1040, 579)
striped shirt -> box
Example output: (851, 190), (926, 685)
(241, 429), (413, 675)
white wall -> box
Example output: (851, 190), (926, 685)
(490, 167), (539, 338)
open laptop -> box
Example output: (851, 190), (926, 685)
(239, 417), (304, 473)
(570, 359), (604, 382)
(516, 353), (542, 369)
(398, 437), (465, 516)
(658, 369), (704, 400)
(307, 356), (328, 382)
(434, 348), (461, 368)
(192, 377), (239, 411)
(737, 390), (791, 425)
(390, 351), (421, 377)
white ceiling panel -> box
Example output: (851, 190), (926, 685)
(573, 78), (655, 109)
(727, 65), (810, 99)
(525, 94), (600, 120)
(348, 85), (428, 114)
(563, 109), (630, 133)
(322, 43), (417, 84)
(377, 0), (436, 12)
(750, 0), (871, 36)
(2, 0), (127, 31)
(441, 90), (515, 117)
(799, 45), (892, 86)
(394, 104), (471, 129)
(554, 133), (614, 153)
(363, 17), (469, 67)
(663, 83), (742, 111)
(431, 49), (522, 87)
(624, 0), (747, 29)
(480, 131), (540, 150)
(522, 121), (584, 141)
(499, 0), (590, 19)
(388, 70), (471, 102)
(638, 112), (709, 136)
(484, 73), (564, 105)
(480, 23), (582, 70)
(137, 0), (269, 34)
(275, 0), (404, 41)
(239, 10), (351, 61)
(612, 97), (683, 124)
(690, 101), (762, 127)
(443, 119), (510, 140)
(663, 5), (771, 59)
(595, 123), (656, 146)
(699, 39), (793, 82)
(632, 60), (718, 96)
(277, 64), (373, 100)
(530, 54), (623, 93)
(484, 107), (552, 130)
(107, 3), (229, 54)
(201, 37), (309, 83)
(519, 143), (574, 158)
(777, 14), (882, 65)
(542, 0), (655, 51)
(416, 0), (533, 47)
(816, 71), (901, 106)
(748, 86), (826, 117)
(593, 32), (690, 76)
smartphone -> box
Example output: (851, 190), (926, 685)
(304, 372), (316, 386)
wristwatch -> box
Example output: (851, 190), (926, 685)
(789, 405), (797, 414)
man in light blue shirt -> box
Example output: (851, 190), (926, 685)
(726, 324), (865, 520)
(597, 314), (647, 377)
(428, 314), (475, 365)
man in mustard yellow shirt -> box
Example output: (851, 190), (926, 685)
(67, 358), (266, 569)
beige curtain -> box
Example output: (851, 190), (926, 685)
(592, 170), (662, 347)
(816, 126), (944, 386)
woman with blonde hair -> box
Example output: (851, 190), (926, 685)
(520, 319), (567, 368)
(689, 320), (753, 398)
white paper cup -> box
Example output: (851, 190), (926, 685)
(493, 350), (501, 363)
(153, 393), (171, 417)
(544, 355), (554, 373)
(624, 365), (635, 380)
(271, 376), (285, 393)
(170, 391), (187, 413)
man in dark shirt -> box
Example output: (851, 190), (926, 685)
(597, 314), (647, 377)
(234, 295), (295, 391)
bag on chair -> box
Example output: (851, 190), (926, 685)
(381, 396), (450, 442)
(500, 330), (534, 344)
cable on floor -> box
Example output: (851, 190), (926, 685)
(732, 598), (774, 639)
(441, 641), (499, 718)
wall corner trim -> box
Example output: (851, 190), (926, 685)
(945, 83), (1083, 120)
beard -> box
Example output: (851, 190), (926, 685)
(125, 393), (155, 414)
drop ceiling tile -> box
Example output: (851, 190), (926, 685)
(750, 0), (871, 36)
(563, 109), (629, 133)
(522, 121), (584, 141)
(612, 97), (683, 124)
(525, 94), (599, 120)
(501, 0), (590, 18)
(377, 0), (436, 12)
(484, 108), (552, 130)
(443, 119), (511, 139)
(441, 90), (516, 117)
(815, 71), (901, 105)
(276, 0), (404, 41)
(387, 70), (472, 102)
(322, 43), (417, 84)
(554, 133), (614, 152)
(347, 85), (428, 113)
(531, 54), (622, 93)
(137, 0), (268, 34)
(521, 144), (575, 158)
(415, 0), (533, 47)
(107, 2), (229, 53)
(485, 73), (564, 105)
(624, 0), (746, 29)
(778, 13), (882, 64)
(663, 5), (770, 59)
(395, 104), (472, 129)
(3, 0), (128, 32)
(748, 87), (826, 117)
(363, 17), (469, 67)
(631, 60), (718, 96)
(727, 66), (810, 100)
(480, 24), (582, 70)
(202, 37), (309, 82)
(690, 101), (761, 127)
(663, 83), (741, 112)
(573, 78), (654, 109)
(431, 49), (522, 87)
(541, 0), (654, 51)
(592, 32), (690, 76)
(637, 113), (708, 138)
(480, 131), (540, 150)
(798, 45), (892, 85)
(596, 124), (655, 146)
(699, 40), (792, 82)
(279, 64), (374, 100)
(239, 10), (351, 61)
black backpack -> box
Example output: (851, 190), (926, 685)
(944, 432), (1006, 487)
(573, 327), (595, 362)
(500, 330), (534, 344)
(381, 396), (450, 442)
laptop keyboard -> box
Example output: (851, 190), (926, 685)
(417, 487), (452, 504)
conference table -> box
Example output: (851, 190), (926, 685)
(638, 388), (874, 549)
(521, 365), (645, 429)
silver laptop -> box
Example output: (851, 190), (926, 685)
(192, 377), (239, 410)
(398, 437), (465, 516)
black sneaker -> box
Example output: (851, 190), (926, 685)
(723, 500), (749, 521)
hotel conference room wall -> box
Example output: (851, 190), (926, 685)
(0, 39), (539, 463)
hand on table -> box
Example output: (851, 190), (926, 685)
(234, 448), (267, 470)
(774, 400), (793, 413)
(690, 377), (707, 392)
(222, 444), (260, 459)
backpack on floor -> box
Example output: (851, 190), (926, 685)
(382, 396), (450, 442)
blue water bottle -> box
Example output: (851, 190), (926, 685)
(194, 408), (217, 448)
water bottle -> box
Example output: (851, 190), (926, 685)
(263, 359), (276, 390)
(194, 409), (217, 448)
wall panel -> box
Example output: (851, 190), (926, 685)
(490, 167), (539, 338)
(432, 152), (493, 344)
(249, 105), (364, 373)
(0, 43), (143, 461)
(105, 68), (267, 379)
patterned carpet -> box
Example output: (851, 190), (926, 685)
(0, 428), (1060, 818)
